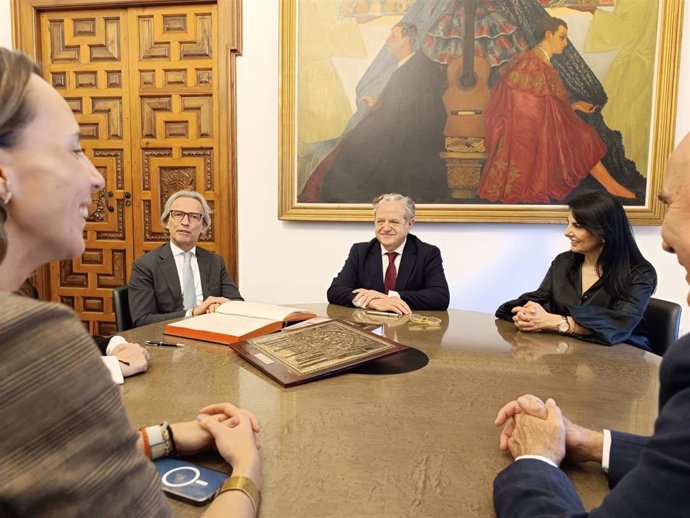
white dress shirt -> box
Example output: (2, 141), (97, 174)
(380, 239), (406, 299)
(169, 241), (203, 316)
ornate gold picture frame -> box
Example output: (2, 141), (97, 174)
(279, 0), (682, 223)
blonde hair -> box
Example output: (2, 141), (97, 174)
(0, 48), (41, 262)
(0, 48), (41, 148)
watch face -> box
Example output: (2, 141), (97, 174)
(559, 318), (569, 333)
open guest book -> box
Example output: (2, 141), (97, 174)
(229, 319), (408, 387)
(164, 301), (317, 345)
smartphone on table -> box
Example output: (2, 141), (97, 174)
(154, 458), (228, 506)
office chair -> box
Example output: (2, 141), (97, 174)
(113, 285), (134, 332)
(644, 297), (682, 356)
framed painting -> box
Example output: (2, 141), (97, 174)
(278, 0), (683, 223)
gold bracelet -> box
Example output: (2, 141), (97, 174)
(217, 476), (260, 513)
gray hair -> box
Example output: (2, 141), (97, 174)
(373, 193), (415, 221)
(160, 190), (212, 227)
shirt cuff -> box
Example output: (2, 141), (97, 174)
(388, 290), (400, 298)
(185, 308), (194, 317)
(106, 335), (127, 356)
(602, 429), (612, 473)
(101, 355), (124, 384)
(352, 296), (367, 308)
(515, 455), (559, 469)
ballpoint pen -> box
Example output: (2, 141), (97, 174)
(364, 310), (401, 318)
(144, 340), (185, 347)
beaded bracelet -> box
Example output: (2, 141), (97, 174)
(161, 421), (177, 458)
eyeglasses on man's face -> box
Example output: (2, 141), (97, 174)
(169, 210), (203, 223)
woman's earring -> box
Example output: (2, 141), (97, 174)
(0, 177), (11, 204)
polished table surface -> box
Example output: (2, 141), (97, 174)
(120, 304), (661, 518)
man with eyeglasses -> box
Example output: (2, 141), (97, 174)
(128, 190), (242, 327)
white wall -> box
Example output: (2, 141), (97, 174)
(2, 1), (689, 332)
(0, 0), (11, 48)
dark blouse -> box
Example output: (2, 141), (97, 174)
(496, 251), (657, 351)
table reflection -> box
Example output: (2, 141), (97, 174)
(120, 304), (660, 518)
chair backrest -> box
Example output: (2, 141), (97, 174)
(644, 297), (682, 356)
(113, 285), (134, 332)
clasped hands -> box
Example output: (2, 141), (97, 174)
(511, 301), (560, 332)
(171, 402), (261, 454)
(169, 402), (262, 483)
(495, 394), (603, 466)
(352, 288), (411, 315)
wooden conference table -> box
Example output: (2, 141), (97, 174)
(120, 304), (661, 518)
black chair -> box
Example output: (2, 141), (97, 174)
(113, 285), (134, 332)
(644, 297), (682, 356)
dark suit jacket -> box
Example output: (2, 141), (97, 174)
(93, 335), (110, 355)
(298, 51), (448, 203)
(493, 333), (690, 517)
(327, 234), (449, 310)
(128, 243), (242, 327)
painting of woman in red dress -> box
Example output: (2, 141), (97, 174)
(477, 16), (636, 204)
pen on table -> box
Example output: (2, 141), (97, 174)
(144, 340), (185, 347)
(365, 310), (401, 318)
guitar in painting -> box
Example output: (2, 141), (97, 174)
(442, 0), (492, 138)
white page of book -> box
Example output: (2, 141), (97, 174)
(169, 312), (274, 336)
(215, 301), (309, 320)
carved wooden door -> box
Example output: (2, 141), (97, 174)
(38, 3), (231, 335)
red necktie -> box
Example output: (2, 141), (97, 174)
(384, 252), (399, 294)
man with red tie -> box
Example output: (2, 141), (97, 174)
(327, 193), (450, 314)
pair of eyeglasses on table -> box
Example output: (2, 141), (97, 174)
(409, 314), (442, 326)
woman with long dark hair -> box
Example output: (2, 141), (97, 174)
(496, 191), (656, 350)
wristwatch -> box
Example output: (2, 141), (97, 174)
(558, 315), (570, 334)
